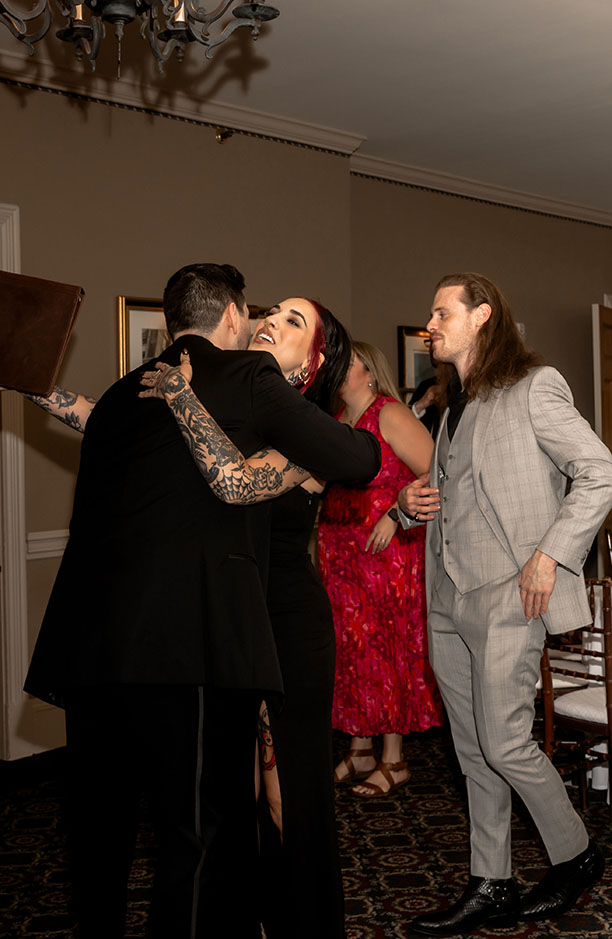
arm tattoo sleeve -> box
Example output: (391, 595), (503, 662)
(23, 387), (96, 434)
(164, 375), (309, 504)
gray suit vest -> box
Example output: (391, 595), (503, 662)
(437, 401), (516, 594)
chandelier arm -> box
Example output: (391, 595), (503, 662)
(182, 0), (234, 28)
(84, 14), (102, 64)
(0, 0), (50, 23)
(0, 2), (53, 52)
(0, 11), (29, 41)
(54, 0), (77, 21)
(192, 14), (256, 55)
(18, 5), (52, 43)
(144, 10), (184, 72)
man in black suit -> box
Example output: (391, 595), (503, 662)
(24, 263), (380, 939)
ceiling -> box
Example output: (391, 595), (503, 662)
(2, 0), (612, 214)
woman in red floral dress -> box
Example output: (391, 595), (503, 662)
(318, 342), (443, 797)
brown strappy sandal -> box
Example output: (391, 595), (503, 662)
(333, 747), (376, 784)
(352, 760), (411, 798)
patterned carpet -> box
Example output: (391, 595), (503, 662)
(1, 726), (611, 938)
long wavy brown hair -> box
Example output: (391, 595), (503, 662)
(433, 272), (542, 405)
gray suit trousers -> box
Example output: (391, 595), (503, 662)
(429, 570), (588, 879)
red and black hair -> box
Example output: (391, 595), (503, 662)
(298, 299), (352, 415)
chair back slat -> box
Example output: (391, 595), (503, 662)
(540, 577), (612, 823)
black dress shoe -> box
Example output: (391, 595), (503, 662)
(519, 839), (605, 921)
(409, 876), (519, 936)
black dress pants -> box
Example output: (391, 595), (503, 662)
(64, 684), (260, 939)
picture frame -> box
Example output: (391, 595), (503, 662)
(397, 325), (435, 393)
(117, 299), (269, 377)
(248, 304), (268, 337)
(117, 297), (167, 377)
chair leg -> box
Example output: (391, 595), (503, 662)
(578, 769), (589, 810)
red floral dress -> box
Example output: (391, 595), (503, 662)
(318, 396), (443, 737)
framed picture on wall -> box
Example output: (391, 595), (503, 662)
(248, 304), (268, 338)
(397, 325), (435, 393)
(117, 297), (167, 377)
(118, 299), (269, 377)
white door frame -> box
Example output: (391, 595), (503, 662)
(0, 203), (29, 761)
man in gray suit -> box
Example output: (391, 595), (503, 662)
(398, 272), (612, 936)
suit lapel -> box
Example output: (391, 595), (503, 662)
(431, 409), (449, 487)
(470, 391), (517, 564)
(471, 392), (500, 483)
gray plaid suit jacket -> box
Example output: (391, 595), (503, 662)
(423, 366), (612, 634)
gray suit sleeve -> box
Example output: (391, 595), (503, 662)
(530, 367), (612, 573)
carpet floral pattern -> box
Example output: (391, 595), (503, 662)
(1, 728), (611, 938)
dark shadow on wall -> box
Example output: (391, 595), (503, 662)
(0, 16), (272, 117)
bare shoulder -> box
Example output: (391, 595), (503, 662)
(379, 399), (430, 448)
(379, 400), (420, 431)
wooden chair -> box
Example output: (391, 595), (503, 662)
(540, 578), (612, 822)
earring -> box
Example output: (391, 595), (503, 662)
(368, 381), (373, 388)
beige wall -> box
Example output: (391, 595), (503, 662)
(351, 177), (612, 421)
(2, 81), (612, 667)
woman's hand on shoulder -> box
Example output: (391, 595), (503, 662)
(378, 400), (433, 476)
(139, 350), (193, 401)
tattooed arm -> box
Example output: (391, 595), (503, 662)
(22, 388), (96, 434)
(139, 357), (310, 505)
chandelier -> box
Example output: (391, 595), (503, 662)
(0, 0), (280, 74)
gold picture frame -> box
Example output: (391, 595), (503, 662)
(397, 325), (435, 393)
(117, 297), (167, 378)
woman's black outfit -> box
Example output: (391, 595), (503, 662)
(260, 485), (345, 939)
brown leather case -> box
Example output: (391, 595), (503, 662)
(0, 270), (85, 395)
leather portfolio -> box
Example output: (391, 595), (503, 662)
(0, 270), (85, 395)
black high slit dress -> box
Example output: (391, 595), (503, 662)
(259, 485), (345, 939)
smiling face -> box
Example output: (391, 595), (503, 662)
(249, 297), (322, 383)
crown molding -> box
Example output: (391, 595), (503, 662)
(0, 48), (365, 155)
(3, 47), (610, 222)
(350, 154), (612, 227)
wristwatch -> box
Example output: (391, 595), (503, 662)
(387, 507), (399, 522)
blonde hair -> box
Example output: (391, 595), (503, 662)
(352, 341), (401, 402)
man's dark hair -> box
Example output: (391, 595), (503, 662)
(433, 271), (542, 404)
(163, 263), (246, 337)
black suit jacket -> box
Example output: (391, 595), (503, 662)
(25, 336), (381, 705)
